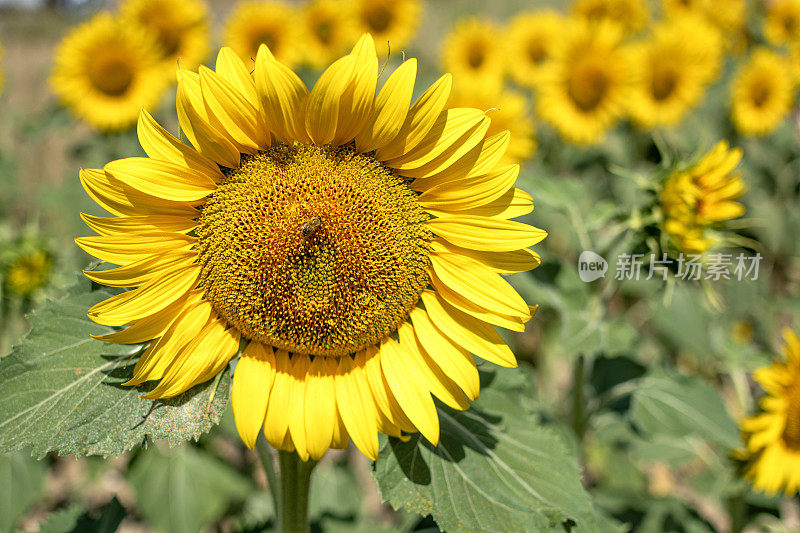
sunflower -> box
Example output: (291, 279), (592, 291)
(504, 10), (565, 89)
(660, 141), (745, 255)
(119, 0), (210, 74)
(740, 328), (800, 496)
(571, 0), (649, 35)
(536, 19), (633, 144)
(76, 36), (545, 462)
(4, 251), (52, 297)
(662, 0), (746, 50)
(449, 83), (536, 164)
(50, 13), (168, 132)
(626, 17), (719, 129)
(346, 0), (421, 57)
(765, 0), (800, 46)
(223, 1), (301, 67)
(441, 18), (505, 94)
(731, 48), (795, 137)
(299, 0), (355, 69)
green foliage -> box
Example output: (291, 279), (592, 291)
(126, 444), (253, 533)
(374, 369), (617, 533)
(0, 280), (232, 457)
(37, 498), (126, 533)
(0, 452), (46, 532)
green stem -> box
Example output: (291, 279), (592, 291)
(255, 436), (280, 523)
(277, 450), (317, 533)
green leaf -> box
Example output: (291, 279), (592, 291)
(38, 497), (126, 533)
(373, 373), (610, 532)
(0, 281), (232, 457)
(126, 444), (253, 533)
(630, 369), (740, 451)
(0, 452), (46, 532)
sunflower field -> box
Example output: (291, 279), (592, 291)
(2, 0), (800, 531)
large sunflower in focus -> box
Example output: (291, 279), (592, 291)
(731, 48), (796, 137)
(626, 17), (719, 129)
(741, 329), (800, 496)
(77, 35), (545, 461)
(120, 0), (210, 74)
(660, 141), (745, 254)
(571, 0), (649, 35)
(224, 1), (301, 67)
(505, 11), (564, 89)
(536, 20), (633, 144)
(299, 0), (355, 68)
(51, 13), (168, 132)
(442, 19), (505, 94)
(347, 0), (421, 57)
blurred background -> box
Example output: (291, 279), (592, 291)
(3, 0), (800, 531)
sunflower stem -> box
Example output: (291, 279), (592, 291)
(277, 450), (317, 533)
(255, 436), (280, 524)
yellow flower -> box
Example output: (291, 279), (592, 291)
(346, 0), (421, 57)
(76, 35), (545, 461)
(299, 0), (355, 69)
(571, 0), (649, 35)
(765, 0), (800, 46)
(50, 13), (168, 132)
(4, 251), (52, 297)
(731, 48), (796, 137)
(504, 10), (565, 89)
(223, 1), (301, 67)
(448, 83), (536, 164)
(536, 19), (633, 144)
(442, 18), (505, 94)
(119, 0), (210, 74)
(626, 16), (721, 129)
(732, 320), (754, 345)
(660, 141), (746, 255)
(740, 328), (800, 496)
(662, 0), (746, 51)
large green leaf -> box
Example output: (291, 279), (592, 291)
(126, 444), (253, 533)
(630, 369), (740, 451)
(0, 281), (232, 457)
(373, 371), (613, 532)
(0, 452), (46, 532)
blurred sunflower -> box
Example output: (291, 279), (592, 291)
(662, 0), (746, 50)
(119, 0), (210, 74)
(442, 18), (505, 93)
(504, 10), (564, 89)
(626, 17), (718, 129)
(77, 36), (545, 461)
(571, 0), (649, 35)
(765, 0), (800, 46)
(50, 13), (168, 132)
(740, 328), (800, 496)
(536, 20), (633, 144)
(660, 141), (745, 254)
(223, 1), (301, 67)
(347, 0), (421, 57)
(449, 83), (536, 164)
(3, 250), (52, 297)
(731, 48), (795, 137)
(299, 0), (355, 68)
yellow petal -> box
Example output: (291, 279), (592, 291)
(417, 164), (518, 211)
(288, 354), (311, 461)
(264, 350), (293, 449)
(409, 306), (480, 400)
(355, 58), (417, 152)
(335, 355), (380, 460)
(104, 158), (217, 202)
(232, 342), (276, 449)
(428, 215), (547, 252)
(93, 290), (200, 344)
(379, 337), (440, 445)
(83, 249), (197, 287)
(176, 70), (241, 168)
(75, 234), (195, 265)
(415, 131), (511, 188)
(421, 290), (518, 367)
(81, 214), (197, 236)
(137, 110), (224, 180)
(87, 264), (200, 326)
(305, 55), (357, 145)
(429, 252), (530, 319)
(363, 346), (415, 434)
(376, 74), (453, 161)
(430, 239), (540, 273)
(254, 45), (310, 143)
(332, 34), (379, 145)
(304, 357), (337, 460)
(215, 47), (260, 109)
